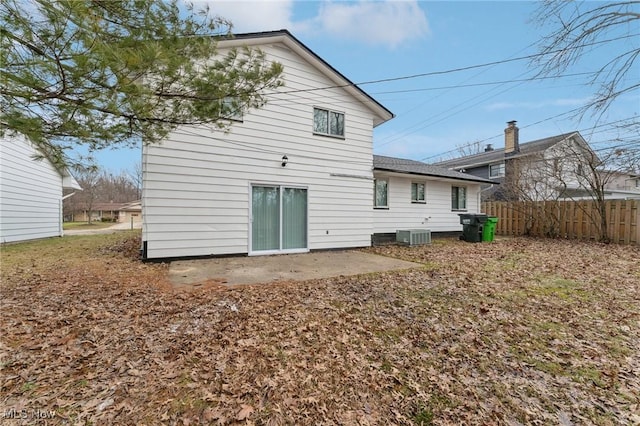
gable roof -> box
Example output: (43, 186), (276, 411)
(219, 30), (394, 127)
(373, 155), (496, 184)
(433, 132), (580, 169)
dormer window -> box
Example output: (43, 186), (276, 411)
(313, 107), (344, 138)
(489, 163), (505, 178)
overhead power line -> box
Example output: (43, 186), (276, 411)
(419, 115), (639, 162)
(265, 71), (592, 108)
(369, 72), (594, 95)
(265, 33), (637, 97)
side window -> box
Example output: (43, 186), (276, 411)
(489, 163), (505, 178)
(313, 107), (345, 137)
(451, 186), (467, 210)
(411, 182), (425, 203)
(221, 97), (243, 121)
(374, 178), (388, 208)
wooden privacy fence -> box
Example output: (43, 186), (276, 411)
(482, 200), (639, 245)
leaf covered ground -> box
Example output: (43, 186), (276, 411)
(1, 233), (639, 425)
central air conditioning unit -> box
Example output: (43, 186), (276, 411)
(396, 229), (432, 246)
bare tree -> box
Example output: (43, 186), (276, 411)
(497, 154), (570, 237)
(532, 1), (640, 120)
(557, 135), (640, 242)
(127, 162), (143, 200)
(73, 166), (101, 224)
(64, 167), (139, 222)
(455, 140), (485, 157)
(499, 130), (640, 242)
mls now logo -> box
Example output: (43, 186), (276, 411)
(2, 409), (56, 420)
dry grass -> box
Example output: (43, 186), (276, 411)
(1, 233), (639, 425)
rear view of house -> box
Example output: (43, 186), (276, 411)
(1, 134), (81, 243)
(142, 30), (394, 259)
(142, 30), (492, 260)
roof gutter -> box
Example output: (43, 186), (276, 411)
(374, 167), (498, 185)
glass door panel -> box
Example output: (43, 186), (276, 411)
(282, 187), (307, 250)
(251, 186), (280, 251)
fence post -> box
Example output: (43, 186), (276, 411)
(635, 200), (640, 245)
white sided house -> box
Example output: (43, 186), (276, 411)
(142, 30), (493, 260)
(372, 155), (492, 243)
(1, 134), (81, 243)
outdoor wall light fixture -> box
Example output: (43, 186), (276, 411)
(281, 155), (288, 167)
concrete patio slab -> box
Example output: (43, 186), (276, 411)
(168, 250), (421, 288)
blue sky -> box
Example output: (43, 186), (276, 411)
(95, 0), (639, 171)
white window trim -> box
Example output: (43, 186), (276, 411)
(451, 185), (467, 211)
(489, 163), (505, 178)
(248, 183), (309, 256)
(313, 107), (345, 138)
(411, 182), (426, 203)
(374, 178), (389, 209)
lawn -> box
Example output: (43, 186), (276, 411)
(62, 221), (114, 230)
(1, 233), (638, 425)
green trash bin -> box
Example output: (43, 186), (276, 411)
(482, 217), (499, 242)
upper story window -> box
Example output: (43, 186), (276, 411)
(220, 97), (243, 121)
(313, 107), (344, 138)
(451, 186), (467, 211)
(374, 178), (388, 208)
(411, 182), (425, 203)
(489, 163), (505, 178)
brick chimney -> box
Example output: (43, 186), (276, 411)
(505, 120), (519, 154)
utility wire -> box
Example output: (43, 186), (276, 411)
(264, 71), (590, 109)
(263, 33), (637, 97)
(419, 115), (639, 162)
(369, 72), (594, 95)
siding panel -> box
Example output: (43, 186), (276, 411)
(142, 42), (377, 259)
(1, 135), (64, 243)
(373, 173), (482, 234)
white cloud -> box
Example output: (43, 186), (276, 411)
(193, 1), (429, 48)
(192, 1), (297, 33)
(312, 1), (429, 48)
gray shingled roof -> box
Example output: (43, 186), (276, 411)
(373, 155), (496, 184)
(433, 132), (578, 169)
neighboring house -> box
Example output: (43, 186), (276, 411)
(71, 200), (142, 222)
(561, 170), (640, 200)
(142, 30), (493, 260)
(607, 171), (640, 191)
(1, 134), (81, 243)
(119, 200), (142, 223)
(434, 121), (598, 201)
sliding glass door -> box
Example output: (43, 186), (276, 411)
(251, 185), (307, 253)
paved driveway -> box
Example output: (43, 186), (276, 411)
(169, 250), (421, 289)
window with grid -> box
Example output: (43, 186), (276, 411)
(489, 163), (505, 178)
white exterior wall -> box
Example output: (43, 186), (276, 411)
(0, 136), (64, 243)
(518, 136), (595, 201)
(142, 42), (380, 259)
(373, 172), (482, 234)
